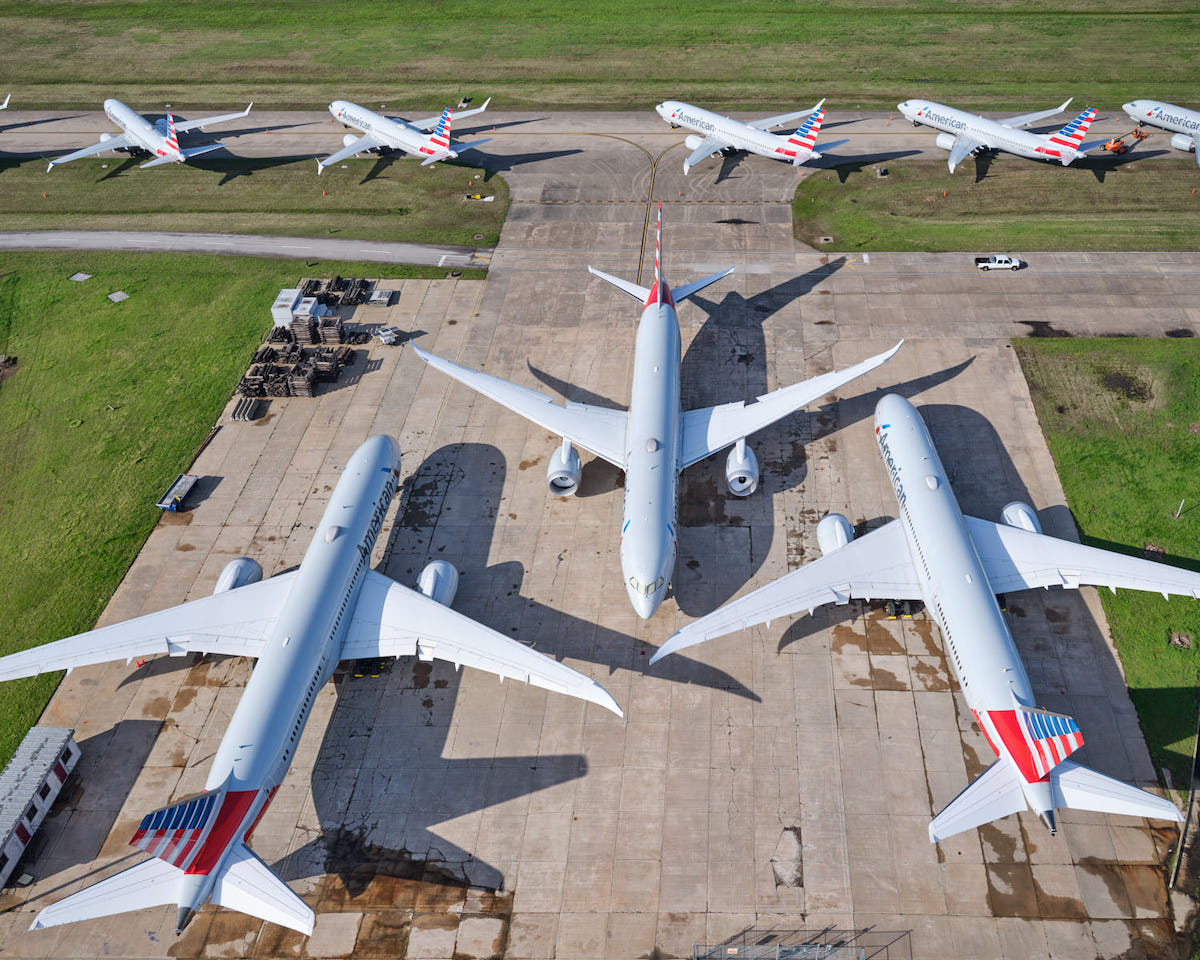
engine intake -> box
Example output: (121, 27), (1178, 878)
(547, 440), (581, 497)
(213, 557), (263, 594)
(725, 439), (759, 497)
(684, 134), (704, 151)
(817, 513), (855, 555)
(1170, 133), (1196, 153)
(418, 560), (459, 607)
(342, 133), (361, 148)
(1001, 501), (1042, 535)
(935, 132), (960, 152)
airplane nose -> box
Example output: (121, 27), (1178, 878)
(1122, 102), (1136, 114)
(632, 591), (661, 620)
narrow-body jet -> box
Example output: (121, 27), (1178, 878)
(47, 99), (252, 171)
(653, 394), (1193, 840)
(898, 98), (1104, 173)
(1124, 99), (1200, 164)
(318, 99), (492, 173)
(415, 205), (900, 618)
(656, 99), (846, 174)
(0, 436), (619, 935)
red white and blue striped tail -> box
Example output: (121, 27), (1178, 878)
(645, 201), (674, 307)
(131, 791), (223, 869)
(428, 106), (453, 151)
(1020, 707), (1084, 778)
(1048, 106), (1096, 151)
(786, 106), (825, 154)
(165, 111), (180, 154)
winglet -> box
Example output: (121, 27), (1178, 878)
(243, 102), (253, 116)
(1057, 97), (1073, 114)
(809, 97), (826, 113)
(479, 97), (491, 111)
(0, 94), (10, 111)
(316, 159), (324, 176)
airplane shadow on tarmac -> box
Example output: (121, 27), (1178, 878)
(807, 149), (922, 183)
(770, 401), (1183, 784)
(272, 442), (756, 897)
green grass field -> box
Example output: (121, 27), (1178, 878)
(0, 250), (473, 768)
(1015, 339), (1200, 789)
(0, 157), (509, 246)
(794, 157), (1200, 251)
(3, 1), (1198, 109)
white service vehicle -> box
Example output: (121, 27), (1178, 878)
(975, 254), (1023, 271)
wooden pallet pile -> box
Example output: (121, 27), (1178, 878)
(290, 316), (317, 343)
(318, 317), (344, 344)
(288, 358), (317, 397)
(268, 326), (293, 344)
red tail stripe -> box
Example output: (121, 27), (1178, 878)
(184, 790), (257, 875)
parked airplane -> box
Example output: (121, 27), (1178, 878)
(1124, 99), (1200, 164)
(897, 98), (1104, 173)
(318, 98), (492, 173)
(47, 99), (252, 171)
(414, 205), (900, 619)
(655, 99), (847, 174)
(652, 394), (1192, 841)
(0, 435), (620, 936)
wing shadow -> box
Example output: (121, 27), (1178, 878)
(526, 360), (625, 410)
(477, 148), (583, 179)
(806, 149), (922, 183)
(456, 117), (550, 137)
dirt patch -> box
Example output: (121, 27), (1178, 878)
(1166, 328), (1195, 338)
(831, 624), (868, 654)
(518, 456), (541, 471)
(159, 510), (193, 525)
(1099, 368), (1153, 402)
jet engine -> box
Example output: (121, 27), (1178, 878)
(417, 560), (459, 607)
(684, 134), (705, 151)
(935, 132), (959, 152)
(816, 513), (855, 555)
(725, 439), (759, 497)
(546, 440), (581, 497)
(212, 557), (263, 594)
(1170, 133), (1196, 153)
(1001, 500), (1043, 535)
(99, 132), (114, 143)
(342, 133), (360, 148)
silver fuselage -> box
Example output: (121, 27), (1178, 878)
(329, 100), (426, 154)
(1124, 98), (1200, 135)
(897, 98), (1084, 166)
(102, 98), (177, 158)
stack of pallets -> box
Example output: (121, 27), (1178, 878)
(288, 359), (317, 397)
(290, 316), (317, 343)
(318, 318), (344, 344)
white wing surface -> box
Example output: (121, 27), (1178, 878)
(929, 760), (1027, 843)
(651, 520), (920, 663)
(172, 103), (252, 134)
(31, 858), (181, 930)
(410, 97), (491, 131)
(1001, 98), (1072, 129)
(344, 570), (622, 715)
(47, 134), (134, 170)
(946, 134), (983, 173)
(965, 516), (1200, 598)
(0, 573), (298, 681)
(679, 341), (901, 469)
(683, 134), (730, 172)
(212, 844), (314, 935)
(413, 344), (628, 467)
(749, 100), (825, 131)
(317, 133), (387, 172)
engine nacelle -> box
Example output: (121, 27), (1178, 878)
(417, 560), (459, 607)
(725, 439), (759, 497)
(343, 133), (360, 148)
(546, 440), (581, 497)
(817, 513), (855, 556)
(99, 132), (114, 143)
(684, 134), (704, 151)
(935, 132), (959, 152)
(1001, 500), (1043, 535)
(213, 557), (263, 595)
(1170, 133), (1196, 153)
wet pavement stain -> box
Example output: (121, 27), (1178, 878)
(985, 861), (1040, 917)
(831, 624), (869, 654)
(412, 662), (433, 689)
(518, 456), (541, 471)
(851, 664), (908, 691)
(910, 659), (950, 692)
(907, 618), (943, 657)
(862, 613), (906, 656)
(175, 542), (196, 552)
(1076, 857), (1169, 918)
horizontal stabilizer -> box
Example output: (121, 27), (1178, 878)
(587, 266), (650, 302)
(1052, 761), (1183, 822)
(31, 858), (181, 929)
(673, 266), (736, 303)
(212, 844), (314, 935)
(806, 137), (849, 160)
(929, 759), (1026, 843)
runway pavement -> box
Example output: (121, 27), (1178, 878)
(0, 109), (1194, 960)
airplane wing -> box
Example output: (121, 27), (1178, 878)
(748, 100), (825, 131)
(965, 516), (1200, 599)
(410, 97), (491, 130)
(317, 133), (386, 173)
(343, 570), (622, 715)
(650, 520), (921, 663)
(683, 134), (731, 172)
(1001, 98), (1072, 129)
(0, 573), (299, 681)
(679, 341), (901, 469)
(946, 134), (983, 173)
(172, 103), (252, 134)
(47, 134), (134, 170)
(412, 344), (628, 467)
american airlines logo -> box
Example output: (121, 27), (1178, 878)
(357, 473), (398, 563)
(922, 110), (967, 131)
(876, 430), (907, 508)
(677, 112), (716, 132)
(1153, 107), (1200, 130)
(340, 109), (374, 130)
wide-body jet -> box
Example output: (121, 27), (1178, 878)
(1124, 99), (1200, 164)
(47, 99), (252, 171)
(0, 435), (619, 935)
(898, 97), (1103, 173)
(318, 99), (492, 173)
(415, 205), (900, 618)
(653, 394), (1193, 840)
(656, 99), (846, 174)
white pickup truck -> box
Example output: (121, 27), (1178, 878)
(975, 254), (1024, 271)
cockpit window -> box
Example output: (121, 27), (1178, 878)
(629, 576), (640, 591)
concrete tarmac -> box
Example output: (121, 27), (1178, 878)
(0, 109), (1194, 960)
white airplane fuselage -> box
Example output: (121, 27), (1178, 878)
(872, 396), (1055, 820)
(621, 295), (682, 619)
(176, 435), (400, 917)
(655, 100), (815, 168)
(1124, 99), (1200, 157)
(898, 99), (1085, 166)
(329, 100), (426, 155)
(103, 98), (180, 159)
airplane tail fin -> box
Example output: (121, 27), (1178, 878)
(426, 106), (453, 154)
(1047, 106), (1097, 153)
(978, 703), (1084, 783)
(141, 143), (223, 168)
(643, 202), (673, 308)
(165, 111), (179, 153)
(784, 104), (825, 158)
